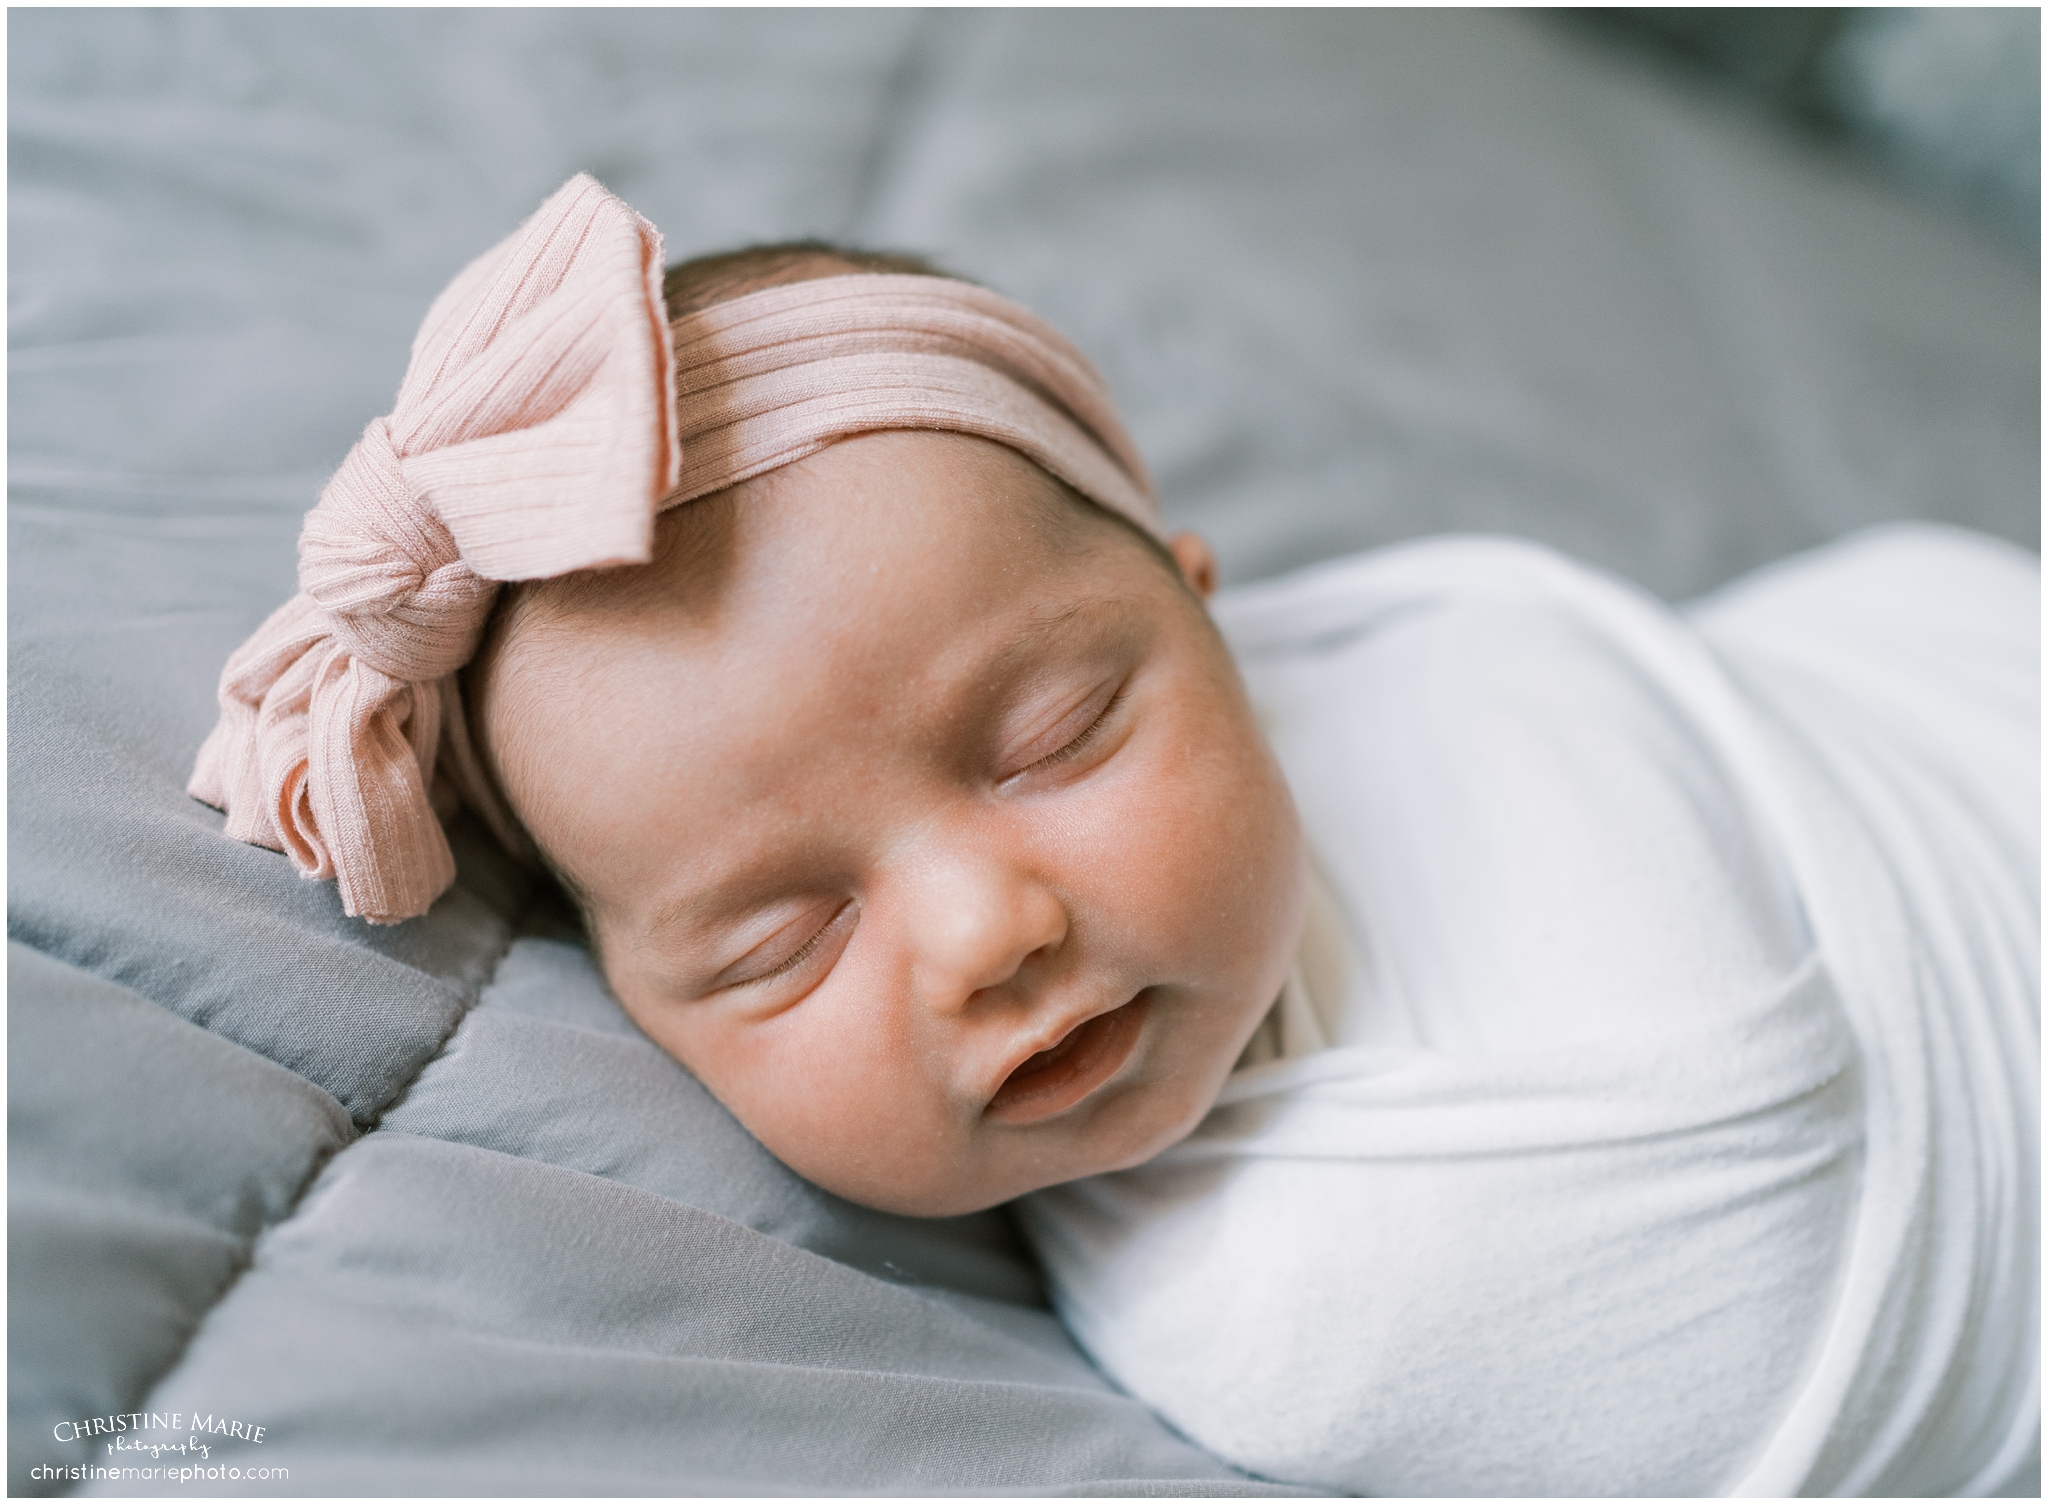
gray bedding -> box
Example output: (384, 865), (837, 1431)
(9, 9), (2036, 1496)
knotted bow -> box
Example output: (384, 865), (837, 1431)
(189, 174), (678, 922)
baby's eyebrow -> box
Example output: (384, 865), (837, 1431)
(976, 594), (1137, 682)
(639, 865), (811, 957)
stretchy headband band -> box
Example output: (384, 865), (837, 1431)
(189, 173), (1161, 924)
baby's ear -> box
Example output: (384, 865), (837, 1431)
(1168, 532), (1218, 600)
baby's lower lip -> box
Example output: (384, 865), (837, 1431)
(984, 992), (1151, 1126)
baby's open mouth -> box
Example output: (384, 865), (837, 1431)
(985, 991), (1151, 1125)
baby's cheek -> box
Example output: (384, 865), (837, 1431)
(731, 980), (957, 1191)
(1126, 729), (1273, 923)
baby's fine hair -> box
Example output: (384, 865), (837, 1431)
(662, 239), (963, 319)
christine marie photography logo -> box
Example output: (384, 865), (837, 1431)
(31, 1409), (289, 1487)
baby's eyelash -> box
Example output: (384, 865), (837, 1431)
(1032, 687), (1127, 770)
(741, 904), (847, 986)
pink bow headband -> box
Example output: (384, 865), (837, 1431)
(190, 174), (1161, 923)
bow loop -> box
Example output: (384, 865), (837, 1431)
(395, 171), (679, 581)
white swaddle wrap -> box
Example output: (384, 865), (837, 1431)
(1020, 526), (2038, 1496)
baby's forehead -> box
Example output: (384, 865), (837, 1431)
(505, 434), (1129, 644)
(484, 439), (1158, 738)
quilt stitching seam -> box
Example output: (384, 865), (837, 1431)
(108, 872), (540, 1425)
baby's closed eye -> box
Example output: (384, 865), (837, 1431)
(999, 677), (1130, 786)
(711, 897), (855, 992)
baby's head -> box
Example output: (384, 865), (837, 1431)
(191, 178), (1306, 1217)
(467, 248), (1305, 1216)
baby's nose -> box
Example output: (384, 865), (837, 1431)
(910, 863), (1068, 1013)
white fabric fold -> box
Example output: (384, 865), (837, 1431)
(1022, 525), (2037, 1496)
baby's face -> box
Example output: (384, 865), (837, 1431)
(478, 432), (1305, 1215)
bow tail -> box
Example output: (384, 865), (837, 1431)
(256, 652), (323, 874)
(189, 594), (332, 852)
(188, 700), (259, 826)
(305, 651), (456, 923)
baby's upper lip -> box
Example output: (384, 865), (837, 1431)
(982, 990), (1145, 1110)
(992, 999), (1113, 1085)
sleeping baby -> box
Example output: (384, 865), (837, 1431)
(192, 176), (2038, 1495)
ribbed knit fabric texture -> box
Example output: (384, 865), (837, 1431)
(189, 174), (1162, 924)
(666, 274), (1159, 528)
